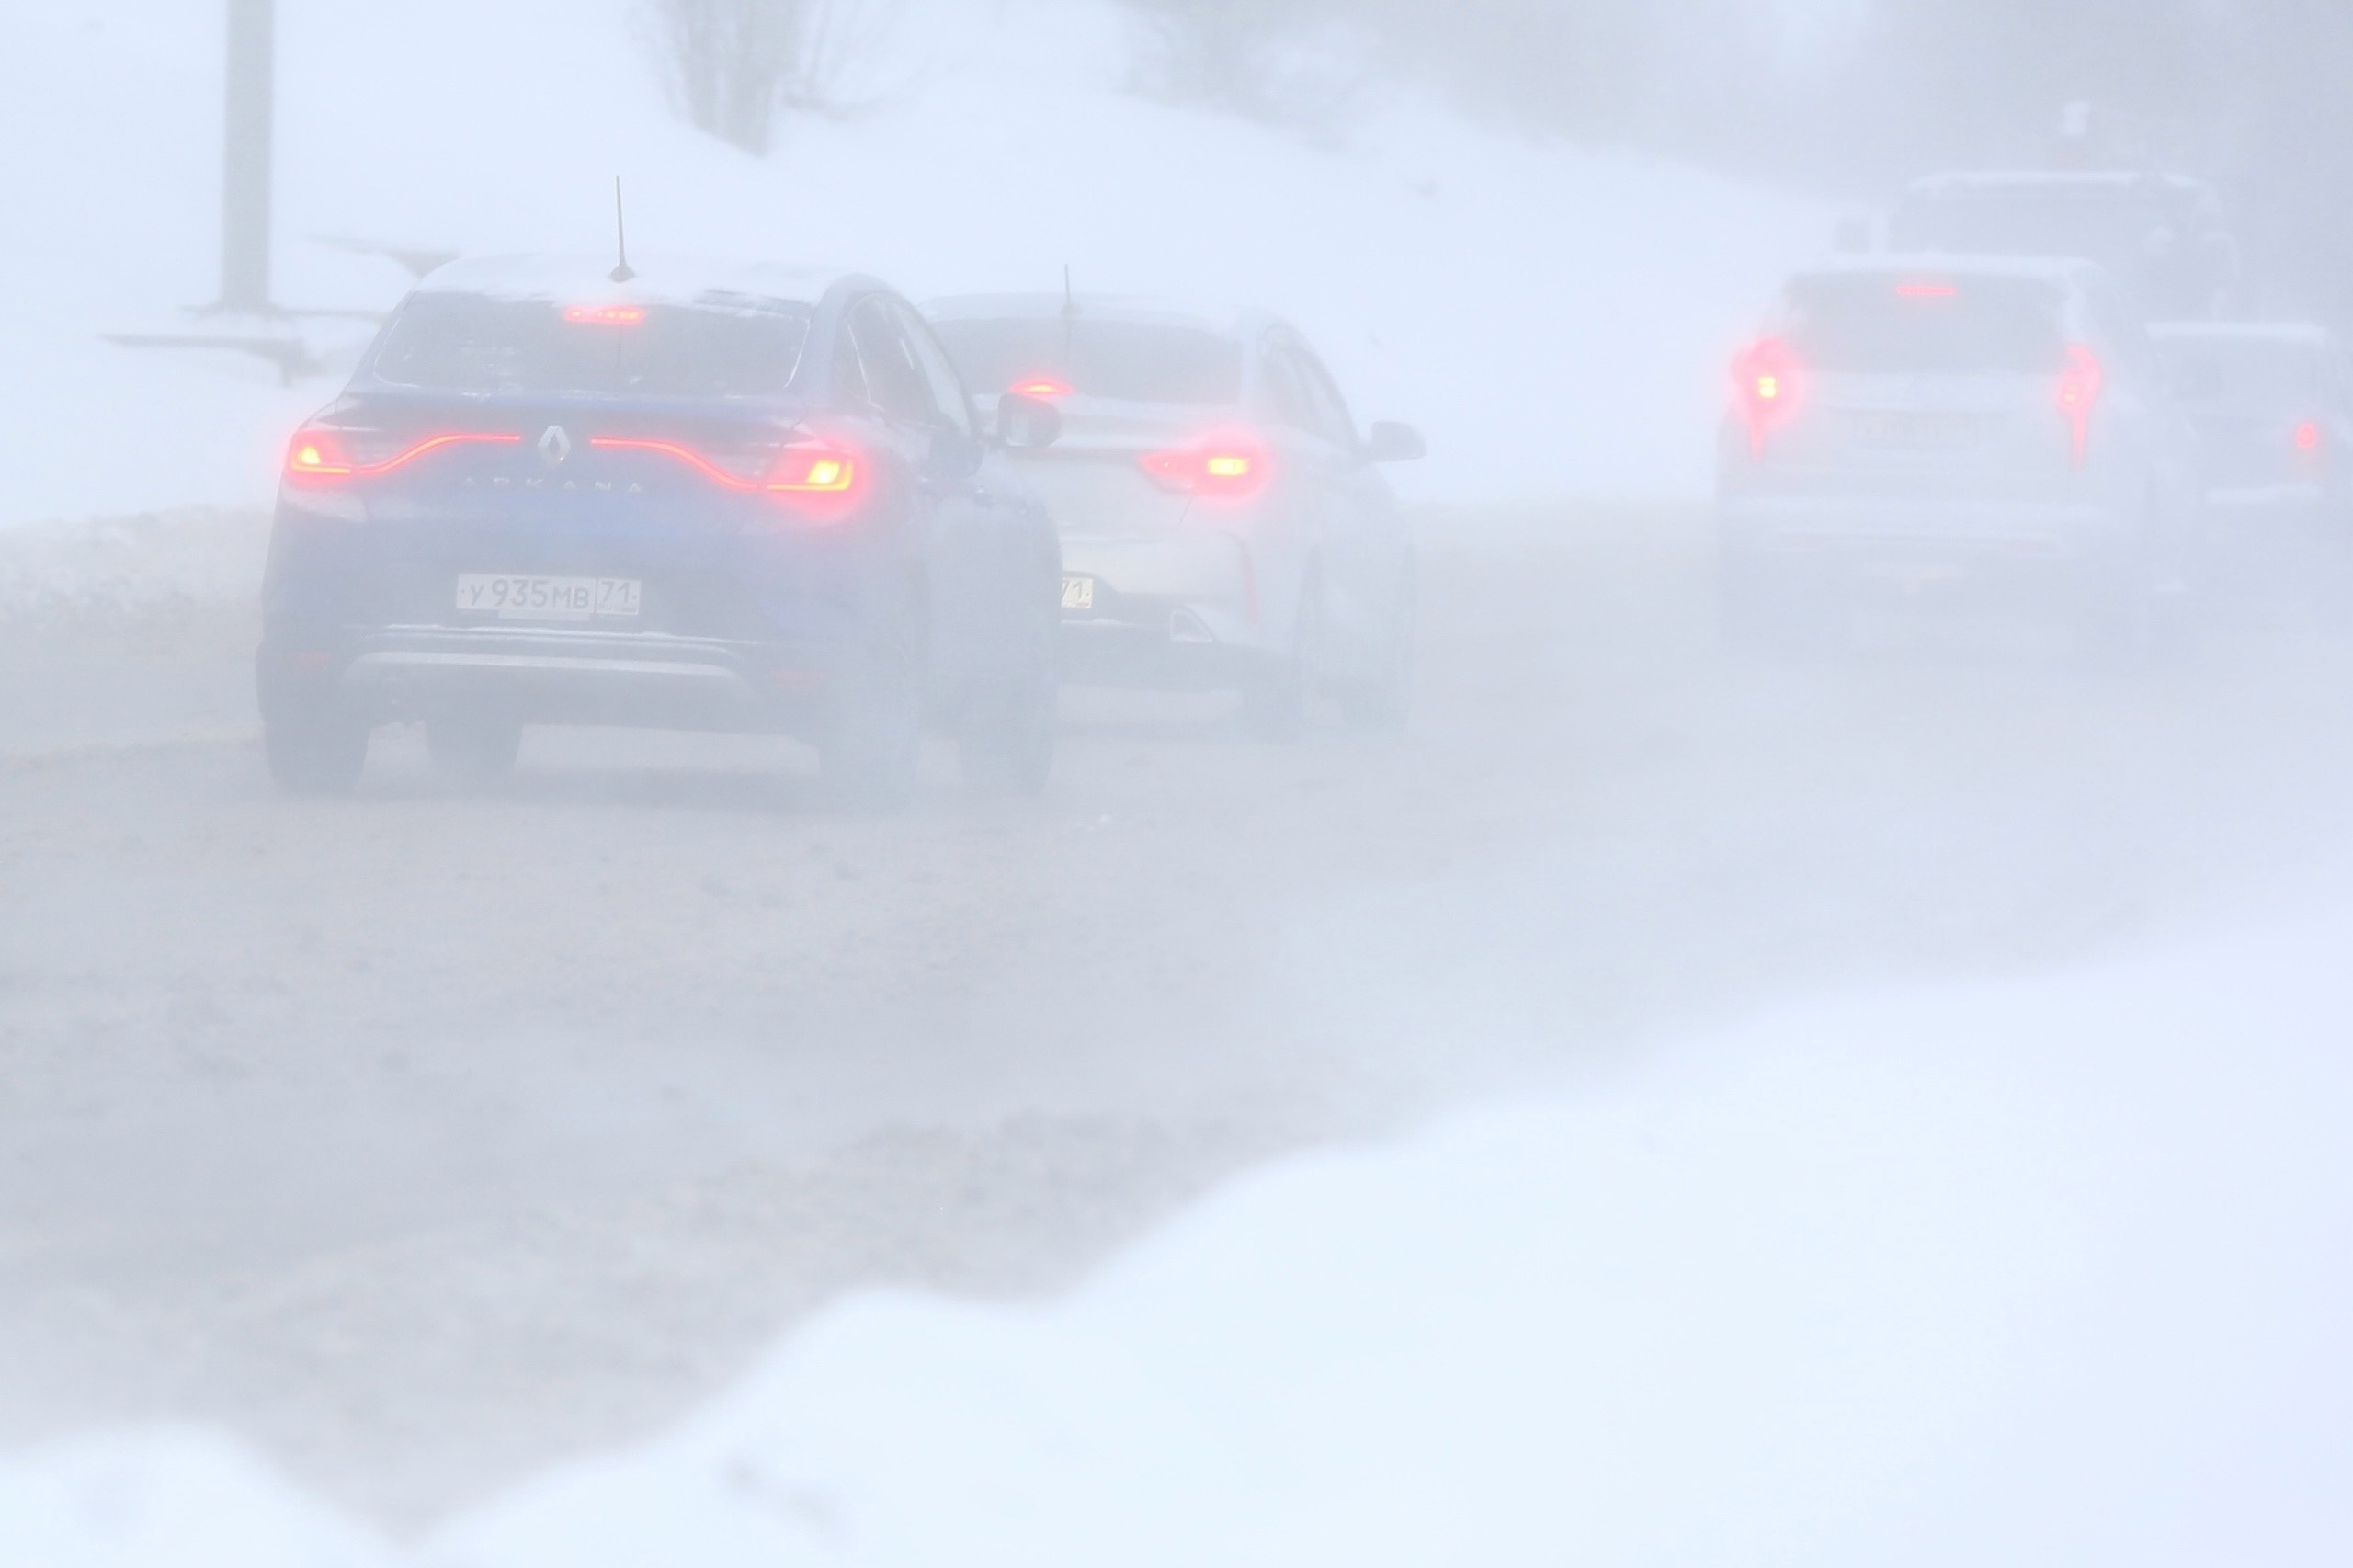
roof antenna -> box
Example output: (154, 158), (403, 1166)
(1060, 263), (1079, 361)
(609, 176), (637, 284)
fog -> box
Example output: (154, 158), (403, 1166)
(5, 1), (2351, 1562)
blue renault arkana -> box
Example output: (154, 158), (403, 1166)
(258, 256), (1064, 802)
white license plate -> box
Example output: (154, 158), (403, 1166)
(1060, 574), (1096, 612)
(456, 574), (641, 621)
(1848, 412), (1983, 449)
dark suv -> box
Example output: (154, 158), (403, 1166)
(258, 257), (1063, 801)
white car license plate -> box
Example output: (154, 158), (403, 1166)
(1060, 574), (1096, 612)
(456, 574), (641, 621)
(1848, 412), (1983, 449)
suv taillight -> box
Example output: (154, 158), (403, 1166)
(1731, 337), (1798, 455)
(2056, 344), (2103, 466)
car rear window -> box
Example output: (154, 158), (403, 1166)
(932, 318), (1245, 405)
(369, 292), (813, 398)
(1783, 276), (2068, 375)
(2157, 338), (2324, 414)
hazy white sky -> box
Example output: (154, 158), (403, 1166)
(1759, 0), (1867, 65)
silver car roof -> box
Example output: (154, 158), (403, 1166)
(1903, 170), (2219, 200)
(925, 292), (1279, 342)
(1790, 254), (2106, 290)
(414, 255), (854, 308)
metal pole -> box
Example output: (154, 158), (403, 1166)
(220, 0), (274, 313)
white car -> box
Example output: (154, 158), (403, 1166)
(1716, 256), (2203, 653)
(927, 294), (1423, 732)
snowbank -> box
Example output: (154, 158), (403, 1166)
(7, 908), (2347, 1564)
(2, 0), (1828, 530)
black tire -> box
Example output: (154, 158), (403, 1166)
(1242, 574), (1327, 742)
(426, 712), (523, 787)
(265, 711), (369, 795)
(1338, 566), (1415, 732)
(819, 646), (922, 812)
(958, 662), (1058, 796)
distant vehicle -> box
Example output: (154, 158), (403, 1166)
(258, 257), (1066, 801)
(1716, 256), (2203, 654)
(2151, 321), (2353, 598)
(2151, 322), (2353, 517)
(1889, 172), (2238, 320)
(926, 294), (1423, 733)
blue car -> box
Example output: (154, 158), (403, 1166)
(258, 257), (1064, 801)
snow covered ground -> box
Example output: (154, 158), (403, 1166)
(1, 0), (1827, 529)
(12, 5), (2345, 1563)
(6, 903), (2348, 1565)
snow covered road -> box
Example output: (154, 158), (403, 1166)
(6, 505), (2353, 1528)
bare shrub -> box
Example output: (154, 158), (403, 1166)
(1123, 0), (1366, 133)
(640, 0), (896, 154)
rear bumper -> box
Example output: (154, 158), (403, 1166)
(258, 625), (822, 733)
(1057, 529), (1278, 688)
(1722, 494), (2120, 554)
(1720, 494), (2131, 583)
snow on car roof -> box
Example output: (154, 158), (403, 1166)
(414, 255), (853, 308)
(925, 292), (1264, 341)
(2148, 321), (2333, 347)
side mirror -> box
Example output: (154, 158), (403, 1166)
(997, 392), (1063, 450)
(1362, 421), (1425, 463)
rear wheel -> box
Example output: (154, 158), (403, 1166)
(265, 710), (369, 795)
(2077, 507), (2193, 668)
(819, 639), (923, 812)
(1338, 565), (1415, 732)
(1242, 574), (1328, 742)
(426, 711), (523, 787)
(958, 661), (1057, 796)
(959, 570), (1059, 797)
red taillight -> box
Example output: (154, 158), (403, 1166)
(1730, 337), (1799, 456)
(1139, 438), (1267, 499)
(287, 429), (354, 480)
(284, 427), (520, 484)
(2294, 419), (2325, 453)
(2056, 343), (2103, 466)
(764, 443), (858, 494)
(588, 436), (860, 508)
(1009, 376), (1072, 399)
(563, 304), (645, 326)
(1895, 281), (1959, 299)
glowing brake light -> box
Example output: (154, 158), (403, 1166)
(1895, 281), (1959, 299)
(2056, 343), (2104, 466)
(2294, 419), (2324, 453)
(1730, 336), (1799, 456)
(284, 427), (521, 483)
(563, 303), (646, 326)
(587, 436), (860, 504)
(1009, 376), (1072, 399)
(1139, 437), (1267, 499)
(765, 445), (856, 493)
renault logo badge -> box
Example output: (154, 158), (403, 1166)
(539, 425), (573, 466)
